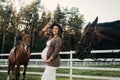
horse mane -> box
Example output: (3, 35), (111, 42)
(96, 20), (120, 29)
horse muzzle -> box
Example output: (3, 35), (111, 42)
(75, 50), (86, 60)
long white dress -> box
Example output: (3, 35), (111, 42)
(41, 40), (57, 80)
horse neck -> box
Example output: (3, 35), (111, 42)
(96, 26), (120, 45)
(21, 41), (30, 46)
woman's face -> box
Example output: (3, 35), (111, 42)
(52, 26), (59, 35)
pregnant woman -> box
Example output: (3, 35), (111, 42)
(39, 22), (63, 80)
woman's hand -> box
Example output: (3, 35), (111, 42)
(45, 59), (51, 63)
(46, 22), (52, 28)
(45, 56), (53, 63)
(42, 22), (52, 31)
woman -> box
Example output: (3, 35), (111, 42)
(39, 22), (63, 80)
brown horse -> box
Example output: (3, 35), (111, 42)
(7, 34), (31, 80)
(75, 17), (120, 60)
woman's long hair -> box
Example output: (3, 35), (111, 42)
(49, 23), (63, 49)
(49, 23), (63, 39)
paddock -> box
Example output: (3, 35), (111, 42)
(0, 50), (120, 80)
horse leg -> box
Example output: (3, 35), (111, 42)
(22, 65), (27, 80)
(12, 65), (15, 75)
(14, 65), (20, 80)
(7, 62), (10, 80)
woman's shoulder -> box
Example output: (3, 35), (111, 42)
(55, 36), (62, 41)
(53, 36), (62, 43)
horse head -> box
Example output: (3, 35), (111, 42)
(22, 34), (31, 46)
(75, 17), (98, 60)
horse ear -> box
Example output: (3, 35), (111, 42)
(90, 16), (98, 27)
(85, 22), (91, 29)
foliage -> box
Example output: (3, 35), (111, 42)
(0, 1), (84, 54)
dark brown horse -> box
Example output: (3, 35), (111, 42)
(7, 34), (31, 80)
(75, 17), (120, 60)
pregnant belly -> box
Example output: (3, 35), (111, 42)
(41, 47), (48, 60)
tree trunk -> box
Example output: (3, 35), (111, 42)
(1, 25), (6, 55)
(13, 22), (18, 47)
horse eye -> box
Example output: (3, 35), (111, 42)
(86, 32), (89, 35)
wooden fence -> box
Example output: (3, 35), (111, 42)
(0, 50), (120, 80)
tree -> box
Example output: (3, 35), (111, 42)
(67, 7), (84, 35)
(65, 7), (84, 50)
(53, 4), (66, 24)
(0, 1), (85, 53)
(0, 1), (13, 53)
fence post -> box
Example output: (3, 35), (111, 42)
(83, 60), (85, 67)
(70, 51), (73, 80)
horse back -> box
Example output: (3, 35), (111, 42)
(8, 45), (31, 65)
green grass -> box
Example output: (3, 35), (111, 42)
(92, 64), (120, 68)
(0, 66), (120, 80)
(0, 73), (101, 80)
(72, 69), (120, 77)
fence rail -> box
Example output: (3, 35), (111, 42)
(0, 50), (120, 80)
